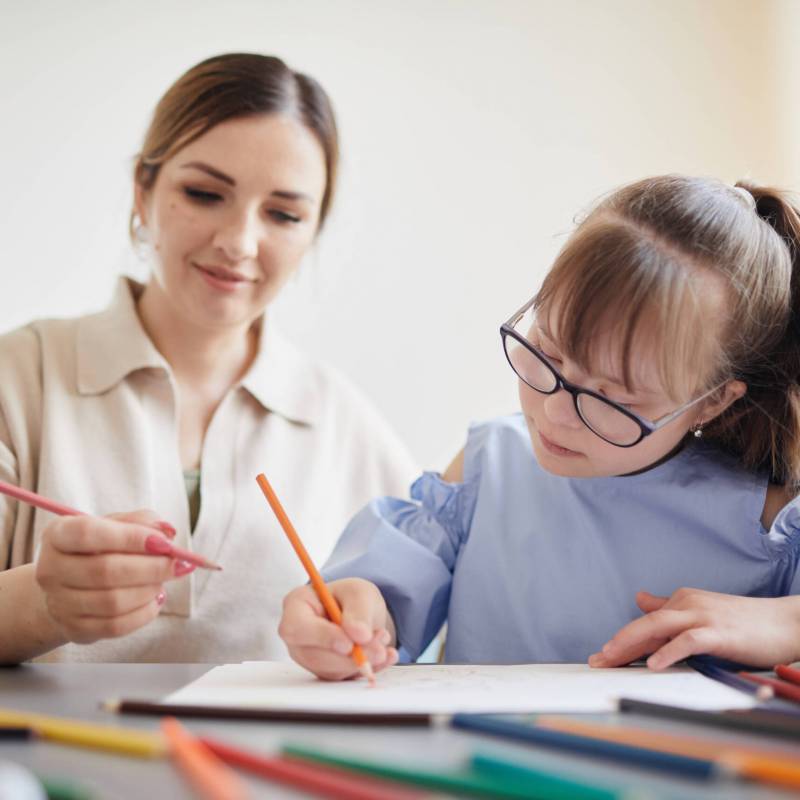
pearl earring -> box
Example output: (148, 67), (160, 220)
(693, 424), (703, 438)
(134, 222), (149, 244)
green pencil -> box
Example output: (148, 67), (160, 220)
(282, 743), (623, 800)
(39, 777), (93, 800)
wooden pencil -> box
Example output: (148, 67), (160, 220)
(161, 717), (248, 800)
(256, 473), (374, 684)
(0, 478), (220, 571)
(0, 707), (165, 758)
(775, 664), (800, 687)
(201, 736), (427, 800)
(740, 672), (800, 705)
(103, 698), (430, 726)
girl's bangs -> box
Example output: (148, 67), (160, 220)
(532, 217), (721, 402)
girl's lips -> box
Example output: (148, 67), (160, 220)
(538, 430), (583, 457)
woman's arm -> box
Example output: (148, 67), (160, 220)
(0, 563), (66, 664)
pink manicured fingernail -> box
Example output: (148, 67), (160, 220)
(153, 521), (176, 538)
(156, 591), (166, 606)
(145, 534), (173, 555)
(173, 560), (196, 577)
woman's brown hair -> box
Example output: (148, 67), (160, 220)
(534, 175), (800, 487)
(131, 53), (338, 236)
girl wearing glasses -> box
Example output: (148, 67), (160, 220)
(280, 175), (800, 678)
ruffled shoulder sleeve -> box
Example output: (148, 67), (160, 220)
(762, 497), (800, 595)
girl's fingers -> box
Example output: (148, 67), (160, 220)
(646, 627), (722, 670)
(598, 609), (697, 665)
(45, 552), (176, 590)
(54, 584), (165, 619)
(279, 598), (353, 655)
(288, 645), (362, 681)
(635, 590), (669, 613)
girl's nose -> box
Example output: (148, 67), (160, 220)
(542, 388), (583, 429)
(212, 211), (260, 261)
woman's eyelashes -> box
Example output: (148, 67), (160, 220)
(182, 187), (302, 224)
(183, 186), (222, 204)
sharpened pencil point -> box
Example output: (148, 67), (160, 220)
(359, 661), (376, 686)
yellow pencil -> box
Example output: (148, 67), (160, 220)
(0, 708), (166, 759)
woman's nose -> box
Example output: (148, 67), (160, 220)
(212, 211), (260, 261)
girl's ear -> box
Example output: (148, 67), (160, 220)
(699, 379), (747, 425)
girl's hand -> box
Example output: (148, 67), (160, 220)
(588, 588), (800, 670)
(35, 510), (193, 644)
(279, 578), (398, 680)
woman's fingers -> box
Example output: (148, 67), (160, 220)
(46, 515), (174, 556)
(39, 552), (176, 590)
(635, 590), (668, 613)
(64, 594), (165, 645)
(52, 584), (165, 619)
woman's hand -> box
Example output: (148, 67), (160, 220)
(279, 578), (398, 680)
(35, 510), (194, 644)
(589, 588), (800, 670)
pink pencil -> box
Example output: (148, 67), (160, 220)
(0, 478), (221, 571)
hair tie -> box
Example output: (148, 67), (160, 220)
(733, 185), (756, 210)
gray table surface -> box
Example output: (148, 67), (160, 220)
(0, 663), (798, 799)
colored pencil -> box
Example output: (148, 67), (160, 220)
(161, 717), (248, 800)
(38, 777), (94, 800)
(536, 716), (800, 791)
(687, 656), (773, 699)
(469, 753), (627, 800)
(103, 698), (430, 725)
(740, 672), (800, 705)
(451, 713), (716, 779)
(256, 473), (374, 684)
(618, 697), (800, 741)
(0, 707), (165, 758)
(283, 743), (629, 800)
(0, 478), (220, 571)
(201, 736), (428, 800)
(775, 664), (800, 687)
(0, 725), (34, 739)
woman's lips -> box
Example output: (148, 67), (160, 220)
(193, 262), (254, 291)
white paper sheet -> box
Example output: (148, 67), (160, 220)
(163, 662), (756, 715)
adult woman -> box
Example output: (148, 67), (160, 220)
(0, 53), (416, 664)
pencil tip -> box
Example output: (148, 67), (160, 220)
(359, 661), (376, 686)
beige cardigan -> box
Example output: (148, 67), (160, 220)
(0, 278), (417, 662)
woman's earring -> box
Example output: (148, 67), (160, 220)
(134, 222), (150, 244)
(692, 424), (703, 438)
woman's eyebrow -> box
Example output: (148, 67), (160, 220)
(180, 161), (235, 185)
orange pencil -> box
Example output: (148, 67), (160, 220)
(256, 473), (375, 685)
(161, 717), (249, 800)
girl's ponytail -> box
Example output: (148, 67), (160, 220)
(729, 183), (800, 487)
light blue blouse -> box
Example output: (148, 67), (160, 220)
(322, 414), (800, 663)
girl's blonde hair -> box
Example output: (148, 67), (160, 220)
(534, 175), (800, 487)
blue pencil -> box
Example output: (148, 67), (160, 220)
(686, 656), (773, 700)
(451, 714), (718, 780)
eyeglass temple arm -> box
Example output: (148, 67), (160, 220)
(504, 296), (537, 328)
(650, 383), (725, 429)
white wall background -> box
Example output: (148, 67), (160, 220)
(1, 0), (797, 467)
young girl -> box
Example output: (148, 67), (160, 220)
(279, 175), (800, 678)
(0, 53), (416, 664)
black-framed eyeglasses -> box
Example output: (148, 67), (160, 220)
(500, 297), (723, 448)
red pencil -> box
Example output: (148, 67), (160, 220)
(775, 664), (800, 688)
(740, 672), (800, 705)
(0, 478), (221, 571)
(200, 736), (424, 800)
